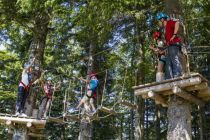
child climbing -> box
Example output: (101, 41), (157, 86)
(37, 77), (60, 119)
(76, 72), (99, 114)
(149, 31), (166, 82)
(15, 58), (36, 117)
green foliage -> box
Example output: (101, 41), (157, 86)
(0, 0), (210, 139)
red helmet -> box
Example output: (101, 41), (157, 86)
(89, 72), (97, 78)
(152, 31), (161, 39)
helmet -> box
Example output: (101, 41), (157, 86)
(156, 12), (169, 20)
(47, 77), (52, 81)
(89, 72), (97, 78)
(152, 31), (161, 39)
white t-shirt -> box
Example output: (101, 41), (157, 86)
(19, 70), (29, 87)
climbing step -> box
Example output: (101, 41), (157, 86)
(98, 106), (117, 115)
(119, 100), (137, 109)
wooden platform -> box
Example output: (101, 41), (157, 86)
(133, 73), (210, 107)
(0, 113), (46, 129)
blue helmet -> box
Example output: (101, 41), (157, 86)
(156, 12), (169, 20)
(47, 77), (52, 81)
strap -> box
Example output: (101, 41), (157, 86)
(20, 81), (30, 91)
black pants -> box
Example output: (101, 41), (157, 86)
(16, 86), (28, 113)
(165, 45), (183, 79)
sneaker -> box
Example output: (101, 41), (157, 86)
(68, 108), (79, 113)
(15, 112), (20, 116)
(20, 113), (27, 117)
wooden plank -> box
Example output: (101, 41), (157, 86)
(172, 86), (205, 106)
(148, 91), (168, 107)
(98, 106), (117, 115)
(0, 116), (46, 128)
(133, 73), (205, 90)
(119, 100), (137, 109)
(134, 76), (202, 96)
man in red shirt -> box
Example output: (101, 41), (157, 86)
(156, 12), (183, 79)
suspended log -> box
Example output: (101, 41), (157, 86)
(65, 115), (80, 122)
(148, 91), (168, 107)
(172, 86), (205, 106)
(119, 100), (137, 109)
(98, 106), (117, 115)
(28, 132), (44, 137)
(48, 117), (64, 123)
(134, 76), (202, 96)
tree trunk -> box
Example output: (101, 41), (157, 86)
(164, 1), (192, 140)
(198, 106), (207, 140)
(78, 41), (96, 140)
(12, 127), (29, 140)
(167, 97), (192, 140)
(155, 105), (161, 140)
(25, 19), (49, 116)
(13, 15), (49, 139)
(134, 22), (145, 140)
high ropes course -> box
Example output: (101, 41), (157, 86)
(0, 63), (137, 139)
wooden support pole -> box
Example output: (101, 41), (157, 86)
(172, 86), (205, 106)
(134, 76), (202, 96)
(185, 82), (208, 91)
(198, 87), (210, 97)
(26, 122), (32, 128)
(6, 120), (11, 125)
(148, 91), (168, 107)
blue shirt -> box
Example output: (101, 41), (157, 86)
(89, 79), (99, 91)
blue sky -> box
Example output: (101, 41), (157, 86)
(0, 44), (6, 50)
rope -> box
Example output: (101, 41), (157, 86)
(100, 70), (108, 106)
(48, 85), (56, 118)
(119, 67), (128, 101)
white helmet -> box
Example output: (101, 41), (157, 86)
(47, 77), (52, 81)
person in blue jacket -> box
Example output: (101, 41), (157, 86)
(76, 73), (99, 113)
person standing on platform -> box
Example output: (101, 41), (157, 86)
(156, 12), (183, 79)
